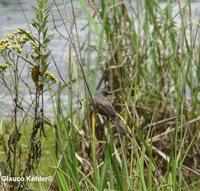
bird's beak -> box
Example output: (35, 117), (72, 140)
(107, 92), (114, 96)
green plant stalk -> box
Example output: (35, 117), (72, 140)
(99, 148), (110, 191)
(68, 42), (79, 186)
(91, 115), (100, 188)
(12, 54), (19, 182)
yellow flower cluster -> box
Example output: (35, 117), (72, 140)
(7, 28), (32, 39)
(0, 63), (9, 73)
(0, 28), (31, 54)
(17, 28), (32, 36)
(11, 44), (22, 53)
(17, 37), (28, 44)
(0, 39), (9, 52)
(44, 70), (58, 83)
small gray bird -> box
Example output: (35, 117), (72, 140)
(93, 89), (124, 137)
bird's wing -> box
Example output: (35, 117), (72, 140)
(95, 99), (116, 120)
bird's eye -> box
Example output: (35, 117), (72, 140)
(102, 91), (108, 96)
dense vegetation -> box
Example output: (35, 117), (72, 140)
(0, 0), (199, 190)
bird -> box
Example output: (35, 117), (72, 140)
(93, 89), (124, 137)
